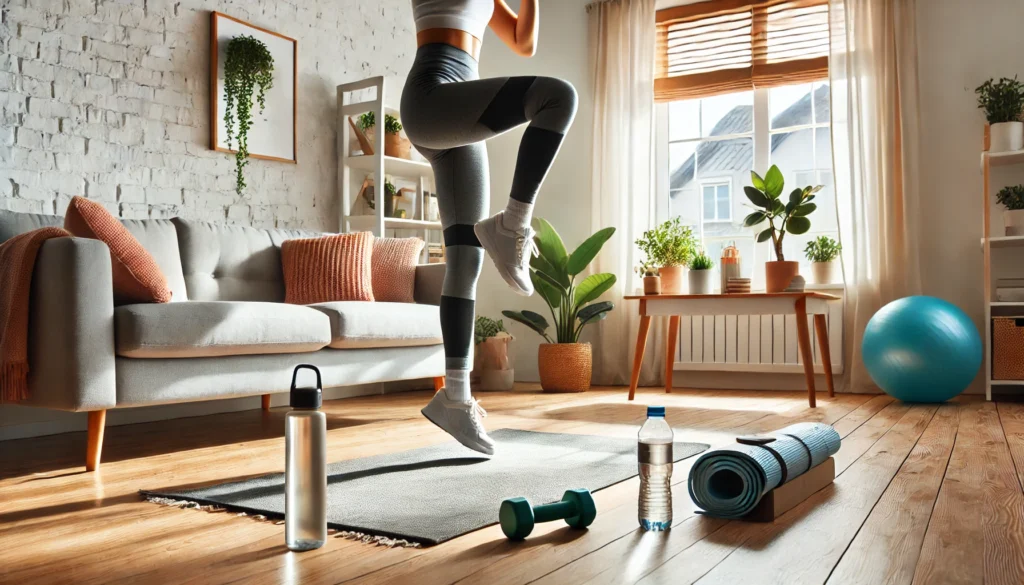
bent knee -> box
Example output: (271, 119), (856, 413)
(532, 77), (578, 132)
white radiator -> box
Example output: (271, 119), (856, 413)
(674, 288), (844, 375)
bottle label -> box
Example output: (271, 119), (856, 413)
(638, 442), (673, 465)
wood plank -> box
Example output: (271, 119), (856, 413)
(825, 404), (959, 585)
(912, 402), (1024, 585)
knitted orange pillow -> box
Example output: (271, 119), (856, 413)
(372, 237), (424, 303)
(282, 232), (375, 304)
(64, 196), (172, 304)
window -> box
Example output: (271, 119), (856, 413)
(658, 81), (836, 290)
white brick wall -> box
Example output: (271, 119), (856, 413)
(0, 0), (414, 229)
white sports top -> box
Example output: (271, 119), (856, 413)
(412, 0), (494, 41)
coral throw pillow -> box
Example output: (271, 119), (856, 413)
(372, 237), (424, 303)
(282, 232), (375, 304)
(64, 196), (172, 304)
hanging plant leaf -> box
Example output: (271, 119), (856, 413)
(224, 35), (275, 195)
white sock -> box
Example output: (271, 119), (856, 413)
(501, 199), (534, 232)
(443, 369), (471, 402)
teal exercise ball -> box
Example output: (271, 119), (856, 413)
(861, 296), (981, 403)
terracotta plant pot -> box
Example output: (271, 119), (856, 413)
(659, 265), (685, 294)
(538, 343), (592, 393)
(385, 133), (411, 159)
(643, 275), (661, 295)
(765, 260), (800, 293)
(688, 269), (713, 294)
(810, 261), (837, 285)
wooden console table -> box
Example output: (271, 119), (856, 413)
(624, 292), (840, 407)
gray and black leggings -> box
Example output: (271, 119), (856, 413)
(401, 43), (578, 372)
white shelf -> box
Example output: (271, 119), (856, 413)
(347, 215), (442, 231)
(983, 149), (1024, 167)
(981, 235), (1024, 249)
(990, 380), (1024, 386)
(347, 154), (433, 179)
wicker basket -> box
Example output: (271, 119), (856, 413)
(538, 343), (592, 393)
(992, 317), (1024, 380)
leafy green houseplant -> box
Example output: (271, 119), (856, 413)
(635, 217), (697, 294)
(358, 111), (411, 158)
(804, 236), (842, 284)
(743, 165), (822, 292)
(474, 315), (507, 345)
(503, 218), (616, 392)
(223, 35), (274, 194)
(997, 184), (1024, 236)
(687, 249), (714, 294)
(976, 77), (1024, 152)
(635, 260), (660, 295)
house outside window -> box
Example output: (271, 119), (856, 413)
(701, 181), (731, 223)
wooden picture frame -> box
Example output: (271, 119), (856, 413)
(209, 12), (297, 164)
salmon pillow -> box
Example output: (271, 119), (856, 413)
(372, 237), (425, 303)
(64, 196), (172, 304)
(282, 232), (375, 304)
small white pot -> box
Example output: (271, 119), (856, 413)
(1005, 209), (1024, 236)
(688, 269), (713, 295)
(990, 122), (1024, 153)
(659, 265), (685, 294)
(810, 261), (837, 285)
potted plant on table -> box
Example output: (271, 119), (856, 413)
(504, 219), (616, 393)
(997, 184), (1024, 236)
(473, 316), (514, 391)
(804, 236), (842, 284)
(636, 261), (660, 295)
(223, 35), (275, 194)
(635, 217), (697, 294)
(687, 249), (714, 294)
(743, 165), (822, 293)
(977, 77), (1024, 153)
(358, 111), (411, 159)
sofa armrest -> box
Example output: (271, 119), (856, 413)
(414, 263), (445, 306)
(22, 238), (116, 411)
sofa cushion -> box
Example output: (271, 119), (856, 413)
(372, 237), (425, 303)
(64, 196), (172, 304)
(121, 219), (188, 302)
(115, 301), (331, 358)
(0, 210), (62, 244)
(309, 301), (442, 349)
(282, 233), (375, 304)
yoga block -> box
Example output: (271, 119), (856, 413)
(743, 457), (835, 522)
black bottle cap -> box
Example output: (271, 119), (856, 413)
(290, 364), (322, 409)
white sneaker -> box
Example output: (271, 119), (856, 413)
(421, 391), (496, 455)
(474, 212), (537, 296)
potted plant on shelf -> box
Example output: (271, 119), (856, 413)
(687, 249), (714, 294)
(804, 236), (842, 284)
(636, 261), (660, 295)
(997, 184), (1024, 236)
(504, 219), (616, 393)
(976, 77), (1024, 152)
(473, 316), (514, 391)
(358, 111), (411, 159)
(635, 217), (697, 294)
(223, 35), (274, 194)
(743, 165), (822, 293)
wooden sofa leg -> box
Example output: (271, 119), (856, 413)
(433, 376), (445, 392)
(86, 410), (106, 472)
(262, 394), (272, 411)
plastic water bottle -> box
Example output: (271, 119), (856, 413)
(638, 405), (673, 531)
(285, 364), (327, 551)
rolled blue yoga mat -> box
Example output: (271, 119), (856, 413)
(687, 422), (841, 519)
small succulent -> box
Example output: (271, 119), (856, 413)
(689, 249), (714, 270)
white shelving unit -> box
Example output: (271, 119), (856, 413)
(336, 76), (442, 261)
(981, 146), (1024, 400)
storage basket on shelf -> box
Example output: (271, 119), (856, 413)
(992, 317), (1024, 379)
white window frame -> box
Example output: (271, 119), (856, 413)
(699, 179), (732, 223)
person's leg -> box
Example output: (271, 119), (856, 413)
(416, 142), (494, 454)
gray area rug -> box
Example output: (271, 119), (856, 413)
(142, 429), (708, 545)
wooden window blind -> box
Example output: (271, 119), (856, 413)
(655, 0), (829, 102)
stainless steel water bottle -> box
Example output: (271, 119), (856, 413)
(285, 364), (327, 551)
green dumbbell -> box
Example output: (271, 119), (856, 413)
(499, 489), (598, 540)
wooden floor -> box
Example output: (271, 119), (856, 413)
(2, 386), (1023, 585)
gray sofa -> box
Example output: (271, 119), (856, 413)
(0, 210), (445, 470)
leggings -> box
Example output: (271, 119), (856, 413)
(400, 43), (578, 372)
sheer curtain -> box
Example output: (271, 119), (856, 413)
(587, 0), (661, 385)
(830, 0), (922, 391)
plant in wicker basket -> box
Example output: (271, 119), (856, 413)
(503, 218), (616, 392)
